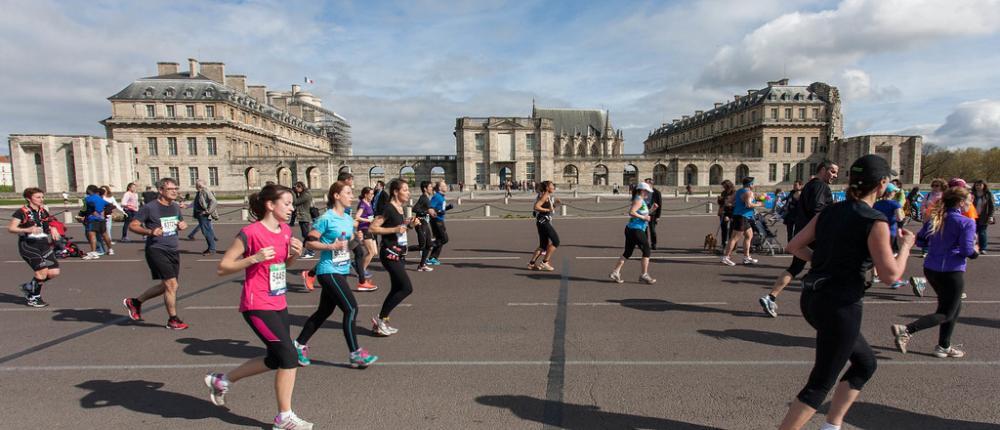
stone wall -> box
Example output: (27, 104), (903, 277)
(8, 135), (135, 193)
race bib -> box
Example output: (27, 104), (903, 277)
(332, 248), (351, 267)
(160, 216), (179, 237)
(397, 231), (408, 247)
(269, 263), (287, 296)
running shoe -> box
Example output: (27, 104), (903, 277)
(933, 344), (965, 358)
(371, 317), (397, 336)
(909, 276), (927, 297)
(301, 271), (315, 291)
(759, 295), (778, 318)
(301, 251), (315, 259)
(273, 412), (314, 430)
(26, 296), (48, 308)
(919, 249), (927, 258)
(204, 373), (229, 406)
(527, 262), (537, 271)
(961, 292), (967, 299)
(107, 249), (115, 256)
(872, 275), (881, 284)
(122, 298), (142, 321)
(720, 256), (736, 266)
(349, 348), (379, 368)
(20, 282), (33, 300)
(427, 258), (441, 266)
(742, 256), (758, 265)
(639, 273), (656, 284)
(891, 324), (911, 354)
(355, 281), (378, 292)
(979, 249), (987, 255)
(889, 280), (906, 290)
(166, 317), (189, 330)
(537, 262), (555, 272)
(82, 252), (100, 260)
(609, 271), (624, 284)
(364, 270), (373, 279)
(417, 265), (434, 272)
(95, 251), (106, 256)
(294, 341), (310, 366)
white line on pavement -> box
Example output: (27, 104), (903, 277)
(184, 304), (412, 310)
(3, 259), (142, 263)
(440, 256), (520, 260)
(508, 302), (729, 306)
(3, 359), (998, 371)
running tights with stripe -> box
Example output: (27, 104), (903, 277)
(378, 250), (413, 319)
(297, 273), (359, 352)
(905, 268), (964, 348)
(796, 290), (876, 409)
(242, 309), (297, 370)
(416, 221), (433, 266)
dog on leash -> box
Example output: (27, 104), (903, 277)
(703, 233), (717, 252)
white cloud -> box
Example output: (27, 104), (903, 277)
(840, 69), (901, 101)
(932, 99), (1000, 148)
(697, 0), (1000, 88)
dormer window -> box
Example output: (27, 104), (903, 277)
(143, 87), (154, 98)
(204, 88), (215, 98)
(184, 88), (194, 98)
(164, 87), (175, 98)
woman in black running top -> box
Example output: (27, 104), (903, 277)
(528, 181), (560, 271)
(779, 155), (914, 430)
(411, 181), (435, 272)
(368, 179), (419, 336)
(8, 187), (61, 308)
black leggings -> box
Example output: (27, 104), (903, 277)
(623, 227), (651, 259)
(297, 273), (359, 352)
(416, 220), (433, 267)
(536, 221), (560, 250)
(719, 216), (731, 247)
(797, 291), (877, 409)
(242, 309), (297, 370)
(648, 217), (658, 247)
(905, 268), (964, 348)
(430, 219), (448, 259)
(298, 221), (311, 240)
(352, 239), (366, 281)
(378, 249), (413, 319)
(787, 256), (807, 277)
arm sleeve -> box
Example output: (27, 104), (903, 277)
(959, 221), (978, 257)
(206, 191), (218, 213)
(915, 221), (930, 248)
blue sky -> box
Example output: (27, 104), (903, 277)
(2, 0), (999, 155)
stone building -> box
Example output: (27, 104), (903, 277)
(0, 155), (12, 187)
(8, 134), (135, 192)
(455, 104), (624, 187)
(102, 58), (351, 191)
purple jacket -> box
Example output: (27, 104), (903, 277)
(916, 208), (978, 272)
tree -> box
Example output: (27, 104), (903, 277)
(921, 147), (1000, 182)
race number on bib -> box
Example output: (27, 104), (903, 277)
(332, 248), (350, 267)
(269, 263), (287, 296)
(160, 216), (179, 237)
(396, 231), (408, 247)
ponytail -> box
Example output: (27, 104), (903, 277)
(248, 184), (292, 220)
(928, 187), (969, 236)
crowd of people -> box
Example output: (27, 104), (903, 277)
(6, 153), (996, 429)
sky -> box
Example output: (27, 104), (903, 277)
(2, 0), (999, 155)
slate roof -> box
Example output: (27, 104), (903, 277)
(108, 76), (230, 101)
(533, 108), (611, 136)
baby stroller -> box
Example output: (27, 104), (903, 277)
(751, 212), (783, 256)
(48, 218), (84, 259)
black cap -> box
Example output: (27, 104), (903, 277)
(741, 176), (755, 186)
(848, 155), (896, 188)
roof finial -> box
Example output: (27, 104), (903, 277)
(532, 98), (536, 118)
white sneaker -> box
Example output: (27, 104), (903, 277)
(609, 271), (624, 284)
(107, 249), (115, 256)
(417, 265), (434, 272)
(204, 373), (229, 406)
(720, 256), (736, 266)
(273, 412), (313, 430)
(372, 317), (398, 336)
(83, 252), (100, 260)
(639, 273), (656, 284)
(742, 256), (758, 265)
(933, 344), (965, 358)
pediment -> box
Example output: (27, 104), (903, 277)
(486, 118), (533, 129)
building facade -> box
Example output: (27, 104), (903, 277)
(101, 58), (351, 192)
(0, 155), (12, 187)
(8, 135), (135, 192)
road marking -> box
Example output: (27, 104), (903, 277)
(509, 301), (729, 306)
(865, 300), (1000, 305)
(3, 359), (998, 372)
(194, 256), (520, 262)
(4, 259), (142, 263)
(184, 304), (411, 310)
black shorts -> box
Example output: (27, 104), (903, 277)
(145, 247), (180, 280)
(242, 309), (297, 370)
(87, 219), (106, 235)
(362, 230), (375, 241)
(19, 239), (58, 271)
(731, 217), (752, 232)
(536, 221), (560, 249)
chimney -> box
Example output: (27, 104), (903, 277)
(188, 58), (199, 78)
(714, 103), (723, 109)
(200, 62), (225, 84)
(695, 110), (704, 116)
(748, 90), (756, 96)
(226, 75), (247, 93)
(270, 92), (287, 111)
(682, 115), (690, 120)
(248, 85), (267, 104)
(734, 95), (741, 101)
(267, 91), (282, 106)
(291, 84), (301, 95)
(157, 62), (179, 76)
(672, 119), (680, 124)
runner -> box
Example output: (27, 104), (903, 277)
(121, 178), (190, 330)
(83, 185), (115, 259)
(721, 177), (762, 266)
(779, 155), (913, 430)
(919, 178), (946, 257)
(644, 178), (662, 250)
(291, 182), (315, 259)
(101, 185), (123, 249)
(872, 182), (906, 288)
(120, 182), (140, 242)
(368, 179), (419, 336)
(301, 172), (375, 292)
(204, 183), (314, 430)
(608, 182), (656, 284)
(354, 186), (380, 288)
(528, 181), (560, 271)
(892, 186), (978, 359)
(759, 161), (838, 317)
(294, 181), (378, 368)
(8, 188), (60, 308)
(716, 180), (735, 251)
(972, 180), (994, 254)
(427, 181), (452, 266)
(411, 181), (435, 272)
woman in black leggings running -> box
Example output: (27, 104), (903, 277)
(779, 155), (915, 430)
(412, 181), (435, 272)
(368, 179), (418, 336)
(892, 186), (978, 358)
(528, 181), (560, 271)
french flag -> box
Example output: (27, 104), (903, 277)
(304, 77), (314, 84)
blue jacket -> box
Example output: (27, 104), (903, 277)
(916, 208), (978, 272)
(430, 192), (447, 221)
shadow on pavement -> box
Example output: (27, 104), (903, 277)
(176, 338), (264, 359)
(698, 329), (815, 348)
(51, 308), (161, 328)
(608, 298), (763, 318)
(899, 314), (1000, 330)
(475, 395), (724, 430)
(844, 402), (1000, 429)
(453, 248), (534, 254)
(77, 379), (268, 428)
(0, 292), (26, 305)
